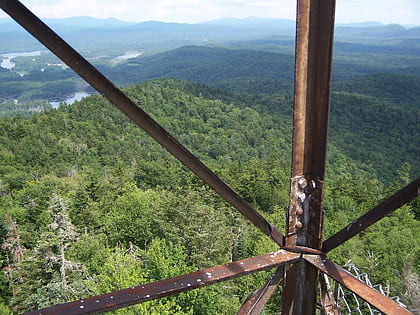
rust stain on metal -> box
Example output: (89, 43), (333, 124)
(319, 273), (340, 315)
(23, 250), (300, 315)
(287, 175), (324, 249)
(282, 0), (335, 313)
(237, 266), (284, 315)
(291, 0), (335, 179)
(303, 255), (413, 315)
(282, 245), (322, 255)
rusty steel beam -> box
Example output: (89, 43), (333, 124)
(290, 0), (335, 179)
(282, 0), (336, 314)
(323, 177), (420, 253)
(304, 255), (413, 315)
(0, 0), (284, 246)
(23, 250), (300, 315)
(319, 273), (340, 315)
(237, 267), (283, 315)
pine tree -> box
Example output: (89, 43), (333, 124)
(10, 194), (87, 312)
(48, 194), (79, 289)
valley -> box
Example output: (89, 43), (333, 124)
(0, 16), (418, 314)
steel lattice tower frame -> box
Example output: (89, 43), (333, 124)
(0, 0), (418, 314)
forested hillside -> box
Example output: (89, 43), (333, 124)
(2, 45), (418, 181)
(101, 45), (420, 89)
(0, 80), (418, 313)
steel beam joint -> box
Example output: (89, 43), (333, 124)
(287, 175), (324, 249)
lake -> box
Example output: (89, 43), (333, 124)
(0, 51), (42, 69)
(112, 51), (143, 63)
(50, 91), (91, 108)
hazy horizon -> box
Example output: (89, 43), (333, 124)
(0, 14), (418, 28)
(0, 0), (419, 26)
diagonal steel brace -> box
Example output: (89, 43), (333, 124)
(304, 254), (413, 315)
(237, 266), (283, 315)
(0, 0), (285, 246)
(323, 177), (420, 252)
(23, 250), (300, 315)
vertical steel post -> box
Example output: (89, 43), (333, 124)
(282, 0), (336, 314)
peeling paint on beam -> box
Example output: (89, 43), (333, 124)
(287, 175), (324, 249)
(23, 250), (300, 315)
(319, 273), (340, 315)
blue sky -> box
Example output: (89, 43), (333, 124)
(1, 0), (419, 25)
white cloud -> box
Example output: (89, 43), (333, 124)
(336, 0), (420, 24)
(0, 0), (418, 25)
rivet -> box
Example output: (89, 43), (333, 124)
(296, 208), (304, 215)
(297, 192), (306, 202)
(295, 221), (303, 229)
(298, 178), (307, 189)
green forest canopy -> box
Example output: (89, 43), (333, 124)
(0, 79), (418, 313)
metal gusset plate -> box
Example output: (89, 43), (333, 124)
(303, 255), (413, 315)
(237, 266), (283, 314)
(322, 177), (420, 253)
(0, 0), (284, 246)
(23, 250), (300, 315)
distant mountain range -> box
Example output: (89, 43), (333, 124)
(99, 45), (420, 90)
(1, 15), (418, 31)
(0, 16), (136, 32)
(1, 16), (419, 54)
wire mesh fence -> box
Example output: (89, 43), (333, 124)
(333, 261), (409, 314)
